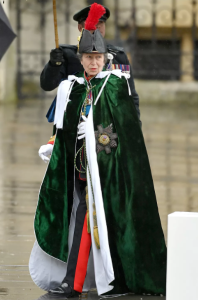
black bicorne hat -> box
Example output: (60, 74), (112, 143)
(78, 29), (107, 54)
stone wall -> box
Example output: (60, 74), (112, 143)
(105, 0), (197, 28)
(1, 0), (198, 103)
(135, 80), (198, 104)
(0, 0), (17, 103)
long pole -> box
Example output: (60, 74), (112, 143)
(53, 0), (59, 48)
(16, 0), (22, 99)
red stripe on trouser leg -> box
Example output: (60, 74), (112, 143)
(74, 212), (91, 293)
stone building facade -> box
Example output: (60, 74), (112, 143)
(0, 0), (16, 103)
(1, 0), (198, 103)
(105, 0), (198, 103)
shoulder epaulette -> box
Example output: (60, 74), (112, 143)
(107, 44), (124, 53)
(59, 44), (78, 58)
(59, 44), (78, 51)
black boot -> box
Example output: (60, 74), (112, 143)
(49, 282), (80, 297)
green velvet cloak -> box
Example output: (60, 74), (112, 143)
(35, 73), (167, 295)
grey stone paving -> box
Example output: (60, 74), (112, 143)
(0, 99), (197, 300)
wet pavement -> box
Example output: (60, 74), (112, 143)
(0, 99), (197, 300)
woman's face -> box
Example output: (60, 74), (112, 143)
(81, 53), (105, 76)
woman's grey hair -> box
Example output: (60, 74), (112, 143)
(77, 52), (108, 64)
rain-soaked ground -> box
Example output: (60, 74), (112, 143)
(0, 98), (197, 300)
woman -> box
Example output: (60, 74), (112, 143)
(29, 3), (167, 298)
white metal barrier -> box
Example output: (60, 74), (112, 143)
(167, 212), (198, 300)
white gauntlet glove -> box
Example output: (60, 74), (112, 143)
(77, 116), (87, 140)
(38, 144), (54, 163)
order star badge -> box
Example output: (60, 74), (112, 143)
(95, 124), (118, 154)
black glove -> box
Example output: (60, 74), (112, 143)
(50, 48), (64, 66)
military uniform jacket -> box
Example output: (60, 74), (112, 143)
(40, 44), (141, 123)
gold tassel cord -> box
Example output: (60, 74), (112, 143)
(85, 187), (91, 233)
(93, 203), (100, 249)
(85, 176), (100, 249)
(86, 163), (101, 249)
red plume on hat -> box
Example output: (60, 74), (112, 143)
(85, 3), (106, 31)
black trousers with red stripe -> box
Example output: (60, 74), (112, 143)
(63, 178), (92, 293)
